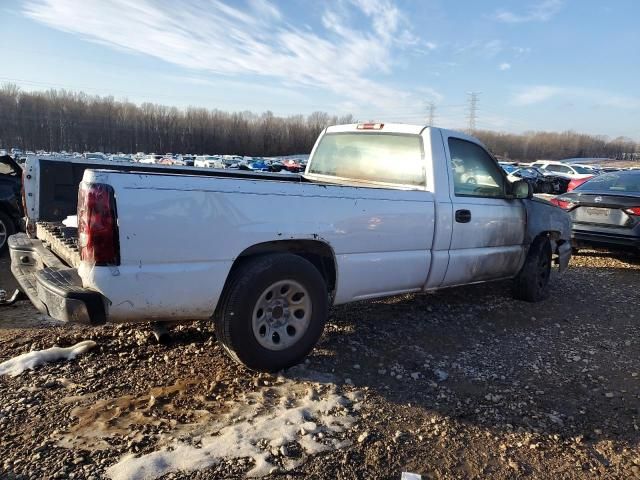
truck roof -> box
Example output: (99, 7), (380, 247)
(326, 123), (429, 135)
(324, 123), (486, 144)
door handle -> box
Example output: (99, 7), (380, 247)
(455, 209), (471, 223)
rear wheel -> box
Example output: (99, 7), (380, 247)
(0, 211), (16, 254)
(513, 235), (552, 302)
(214, 253), (328, 371)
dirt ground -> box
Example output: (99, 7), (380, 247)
(0, 248), (639, 480)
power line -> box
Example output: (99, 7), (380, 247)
(466, 91), (480, 133)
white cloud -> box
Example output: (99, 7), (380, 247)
(456, 39), (503, 58)
(512, 86), (563, 105)
(494, 0), (563, 23)
(23, 0), (438, 111)
(513, 46), (532, 56)
(511, 85), (640, 109)
(499, 62), (511, 71)
(247, 0), (281, 21)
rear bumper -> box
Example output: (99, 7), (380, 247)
(8, 233), (106, 324)
(572, 228), (640, 248)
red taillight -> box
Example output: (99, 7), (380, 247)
(567, 176), (592, 191)
(357, 123), (384, 130)
(78, 183), (119, 265)
(550, 197), (575, 210)
(624, 207), (640, 216)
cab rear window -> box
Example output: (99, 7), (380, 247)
(308, 133), (425, 187)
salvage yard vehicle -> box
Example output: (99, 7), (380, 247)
(530, 161), (594, 180)
(194, 155), (225, 169)
(9, 124), (572, 371)
(0, 155), (23, 253)
(507, 166), (571, 194)
(551, 170), (640, 250)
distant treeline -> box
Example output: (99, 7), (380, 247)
(0, 83), (637, 160)
(0, 83), (353, 156)
(474, 129), (638, 162)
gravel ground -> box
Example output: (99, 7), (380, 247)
(0, 248), (639, 479)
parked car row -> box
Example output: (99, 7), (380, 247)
(499, 159), (640, 195)
(1, 149), (311, 174)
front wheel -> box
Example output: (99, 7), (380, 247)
(513, 235), (552, 302)
(214, 253), (328, 371)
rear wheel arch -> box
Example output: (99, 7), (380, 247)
(226, 239), (337, 296)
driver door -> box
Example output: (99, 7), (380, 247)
(440, 134), (526, 287)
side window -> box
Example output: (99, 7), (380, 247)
(448, 138), (505, 198)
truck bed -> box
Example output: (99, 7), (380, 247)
(27, 157), (306, 223)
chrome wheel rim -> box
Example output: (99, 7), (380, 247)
(252, 279), (312, 351)
(0, 220), (6, 249)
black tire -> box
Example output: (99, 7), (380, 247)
(513, 235), (552, 302)
(214, 253), (328, 372)
(0, 210), (16, 254)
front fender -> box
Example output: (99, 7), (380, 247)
(523, 198), (572, 273)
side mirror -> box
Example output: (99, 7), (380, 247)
(513, 179), (532, 199)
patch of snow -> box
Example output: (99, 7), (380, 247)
(401, 473), (423, 480)
(0, 340), (97, 377)
(106, 384), (356, 480)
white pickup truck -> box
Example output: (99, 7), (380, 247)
(9, 124), (572, 371)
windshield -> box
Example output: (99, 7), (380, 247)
(575, 172), (640, 193)
(573, 165), (592, 174)
(308, 133), (425, 187)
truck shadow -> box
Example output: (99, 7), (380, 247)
(305, 260), (639, 450)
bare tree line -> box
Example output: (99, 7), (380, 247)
(0, 83), (353, 156)
(473, 129), (638, 161)
(0, 83), (637, 160)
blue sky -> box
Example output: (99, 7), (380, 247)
(2, 0), (639, 139)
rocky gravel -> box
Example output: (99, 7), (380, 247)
(0, 248), (639, 479)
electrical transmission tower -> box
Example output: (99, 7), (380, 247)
(427, 102), (436, 127)
(466, 91), (480, 133)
